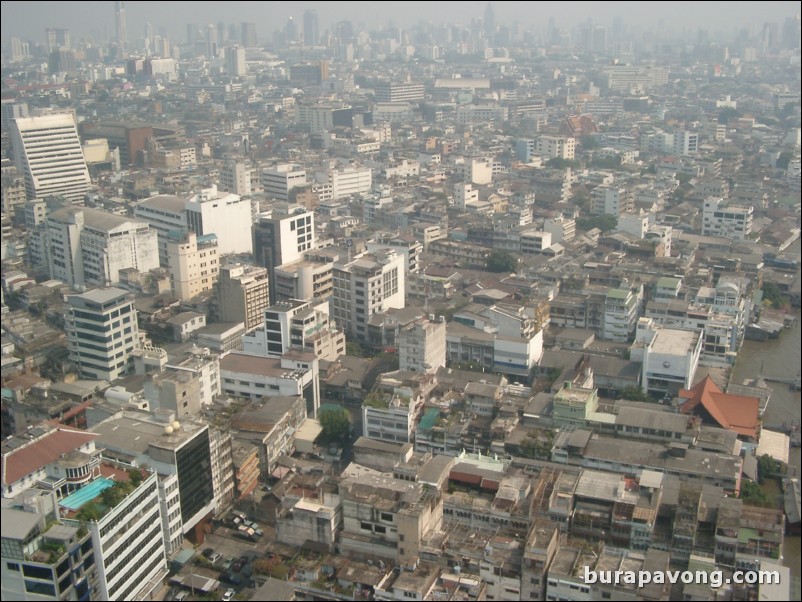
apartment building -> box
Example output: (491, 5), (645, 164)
(242, 299), (345, 361)
(536, 135), (575, 160)
(398, 318), (447, 375)
(331, 249), (405, 341)
(252, 206), (316, 303)
(165, 230), (219, 300)
(217, 263), (270, 331)
(339, 472), (443, 567)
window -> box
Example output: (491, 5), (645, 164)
(7, 562), (19, 571)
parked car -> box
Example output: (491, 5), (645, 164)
(222, 588), (236, 601)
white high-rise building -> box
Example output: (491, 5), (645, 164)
(331, 249), (405, 341)
(328, 165), (373, 199)
(454, 182), (479, 210)
(399, 318), (446, 374)
(65, 287), (141, 381)
(136, 186), (252, 259)
(544, 216), (576, 243)
(219, 161), (252, 196)
(702, 197), (753, 240)
(261, 164), (307, 201)
(185, 185), (252, 255)
(536, 135), (575, 160)
(673, 130), (699, 156)
(10, 113), (91, 204)
(46, 206), (159, 287)
(591, 185), (634, 216)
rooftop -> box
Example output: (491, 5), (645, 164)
(2, 426), (98, 486)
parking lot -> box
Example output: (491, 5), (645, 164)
(162, 512), (274, 601)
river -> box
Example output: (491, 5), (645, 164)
(730, 256), (801, 596)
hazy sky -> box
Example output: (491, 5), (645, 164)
(1, 1), (799, 44)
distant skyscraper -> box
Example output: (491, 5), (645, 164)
(45, 27), (70, 52)
(336, 20), (354, 43)
(484, 2), (495, 39)
(10, 37), (28, 61)
(241, 21), (257, 47)
(304, 10), (319, 46)
(782, 15), (801, 50)
(285, 17), (299, 44)
(115, 1), (127, 56)
(206, 23), (217, 57)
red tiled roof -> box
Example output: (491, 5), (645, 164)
(2, 428), (98, 486)
(679, 376), (759, 438)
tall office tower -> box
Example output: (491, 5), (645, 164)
(115, 1), (127, 56)
(10, 113), (91, 204)
(45, 206), (159, 286)
(304, 10), (319, 46)
(217, 263), (270, 330)
(217, 20), (226, 45)
(225, 45), (246, 77)
(252, 207), (315, 304)
(65, 287), (141, 381)
(484, 2), (495, 39)
(241, 21), (257, 47)
(91, 413), (221, 556)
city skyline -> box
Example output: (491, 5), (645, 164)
(2, 1), (800, 46)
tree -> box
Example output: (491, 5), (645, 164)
(546, 157), (580, 170)
(757, 454), (781, 482)
(761, 282), (786, 308)
(485, 250), (518, 273)
(776, 150), (793, 170)
(319, 407), (351, 444)
(575, 214), (618, 233)
(619, 386), (649, 402)
(717, 107), (741, 125)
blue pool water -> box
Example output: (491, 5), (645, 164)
(59, 477), (115, 510)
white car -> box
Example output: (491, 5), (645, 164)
(222, 588), (236, 602)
